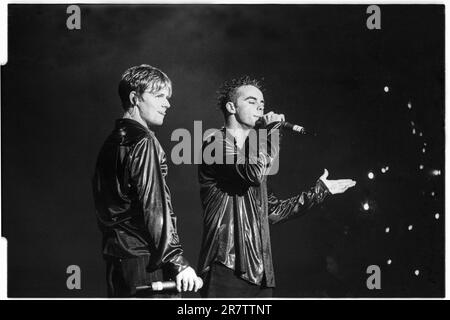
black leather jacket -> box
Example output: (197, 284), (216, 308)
(197, 123), (330, 287)
(92, 119), (189, 277)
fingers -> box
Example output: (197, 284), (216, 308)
(176, 268), (189, 292)
(334, 181), (356, 191)
(262, 112), (272, 125)
(179, 276), (191, 292)
(326, 179), (357, 194)
(187, 277), (194, 291)
(338, 180), (357, 188)
(182, 273), (195, 292)
(194, 277), (203, 292)
(334, 180), (356, 186)
(182, 278), (189, 292)
(336, 179), (356, 184)
(176, 268), (203, 292)
(176, 276), (182, 292)
(263, 112), (285, 125)
(324, 178), (355, 186)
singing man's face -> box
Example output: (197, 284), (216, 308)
(137, 87), (171, 127)
(233, 85), (265, 128)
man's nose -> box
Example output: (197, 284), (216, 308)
(164, 99), (171, 108)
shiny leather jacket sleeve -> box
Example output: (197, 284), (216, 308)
(219, 122), (283, 187)
(129, 136), (189, 276)
(268, 179), (330, 224)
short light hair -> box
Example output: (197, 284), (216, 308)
(216, 76), (264, 117)
(118, 64), (172, 110)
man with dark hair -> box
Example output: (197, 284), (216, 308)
(93, 64), (202, 297)
(197, 76), (356, 297)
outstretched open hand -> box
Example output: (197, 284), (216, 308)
(319, 169), (356, 194)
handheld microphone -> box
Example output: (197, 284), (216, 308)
(136, 281), (177, 292)
(256, 116), (308, 135)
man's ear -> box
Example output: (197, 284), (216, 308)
(129, 91), (140, 107)
(225, 101), (236, 115)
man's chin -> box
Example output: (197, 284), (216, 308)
(147, 119), (164, 127)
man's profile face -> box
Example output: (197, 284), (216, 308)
(137, 87), (171, 127)
(233, 85), (265, 128)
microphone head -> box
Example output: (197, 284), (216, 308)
(151, 281), (164, 291)
(282, 121), (306, 134)
(291, 124), (306, 134)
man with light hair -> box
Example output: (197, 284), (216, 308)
(93, 64), (202, 297)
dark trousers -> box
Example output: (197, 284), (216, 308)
(200, 262), (273, 298)
(105, 255), (180, 298)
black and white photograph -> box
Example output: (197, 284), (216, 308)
(0, 2), (445, 299)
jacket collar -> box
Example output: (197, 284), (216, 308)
(114, 118), (154, 143)
(116, 118), (150, 132)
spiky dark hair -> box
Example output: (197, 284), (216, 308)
(216, 76), (264, 116)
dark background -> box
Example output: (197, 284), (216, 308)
(1, 4), (445, 297)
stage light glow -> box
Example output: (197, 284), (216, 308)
(419, 132), (423, 137)
(412, 128), (416, 135)
(368, 172), (374, 179)
(387, 259), (392, 265)
(415, 270), (420, 276)
(408, 225), (413, 231)
(435, 213), (440, 220)
(419, 165), (424, 170)
(363, 203), (370, 211)
(422, 148), (426, 153)
(407, 102), (412, 109)
(384, 86), (389, 92)
(381, 168), (386, 173)
(431, 169), (441, 176)
(411, 121), (415, 126)
(385, 227), (390, 233)
(431, 191), (435, 197)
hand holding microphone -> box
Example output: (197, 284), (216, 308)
(136, 267), (203, 294)
(136, 278), (204, 293)
(259, 111), (285, 126)
(175, 266), (203, 292)
(258, 111), (306, 134)
(136, 281), (178, 292)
